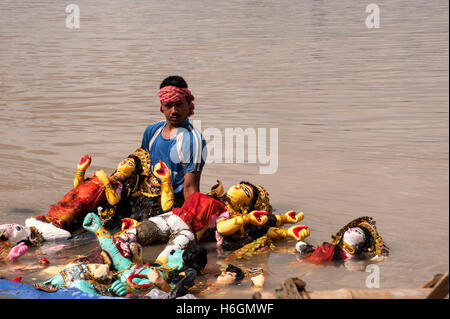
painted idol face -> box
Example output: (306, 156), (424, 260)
(226, 184), (254, 209)
(0, 224), (32, 244)
(342, 227), (366, 255)
(114, 157), (137, 180)
(217, 271), (237, 285)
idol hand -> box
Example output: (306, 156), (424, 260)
(243, 211), (269, 226)
(77, 155), (91, 171)
(153, 161), (171, 184)
(82, 212), (102, 233)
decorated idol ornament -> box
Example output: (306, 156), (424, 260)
(213, 181), (272, 215)
(35, 212), (162, 296)
(341, 227), (366, 258)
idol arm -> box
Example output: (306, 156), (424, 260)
(82, 212), (132, 271)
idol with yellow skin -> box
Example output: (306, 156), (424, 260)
(212, 181), (309, 240)
(152, 160), (175, 212)
(210, 181), (310, 252)
(74, 154), (141, 208)
(74, 155), (138, 206)
(112, 160), (175, 239)
(225, 183), (255, 215)
(25, 149), (148, 240)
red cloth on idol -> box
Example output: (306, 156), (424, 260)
(172, 192), (226, 233)
(304, 242), (345, 265)
(45, 176), (119, 231)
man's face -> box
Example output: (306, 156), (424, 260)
(161, 97), (190, 127)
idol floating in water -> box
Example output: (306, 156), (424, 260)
(296, 216), (389, 265)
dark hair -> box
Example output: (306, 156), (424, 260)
(182, 244), (207, 273)
(127, 154), (142, 176)
(225, 264), (245, 282)
(118, 154), (143, 200)
(160, 75), (188, 89)
(166, 244), (207, 286)
(359, 226), (375, 254)
(239, 181), (260, 212)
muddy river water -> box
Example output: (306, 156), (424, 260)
(0, 0), (448, 298)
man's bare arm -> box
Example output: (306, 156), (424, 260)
(183, 171), (201, 201)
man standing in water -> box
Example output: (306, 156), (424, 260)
(141, 76), (206, 208)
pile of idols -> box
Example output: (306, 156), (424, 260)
(0, 148), (388, 299)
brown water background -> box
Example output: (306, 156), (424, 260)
(0, 0), (448, 298)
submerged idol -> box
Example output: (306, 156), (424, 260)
(296, 216), (389, 265)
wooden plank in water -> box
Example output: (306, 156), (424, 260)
(307, 288), (431, 299)
(425, 272), (449, 299)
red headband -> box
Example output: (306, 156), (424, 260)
(158, 85), (195, 116)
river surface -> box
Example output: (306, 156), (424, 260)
(0, 0), (448, 298)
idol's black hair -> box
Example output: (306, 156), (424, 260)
(166, 244), (207, 286)
(239, 181), (260, 212)
(127, 154), (142, 176)
(225, 264), (245, 282)
(182, 244), (208, 273)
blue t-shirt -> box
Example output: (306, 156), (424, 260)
(141, 119), (207, 194)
